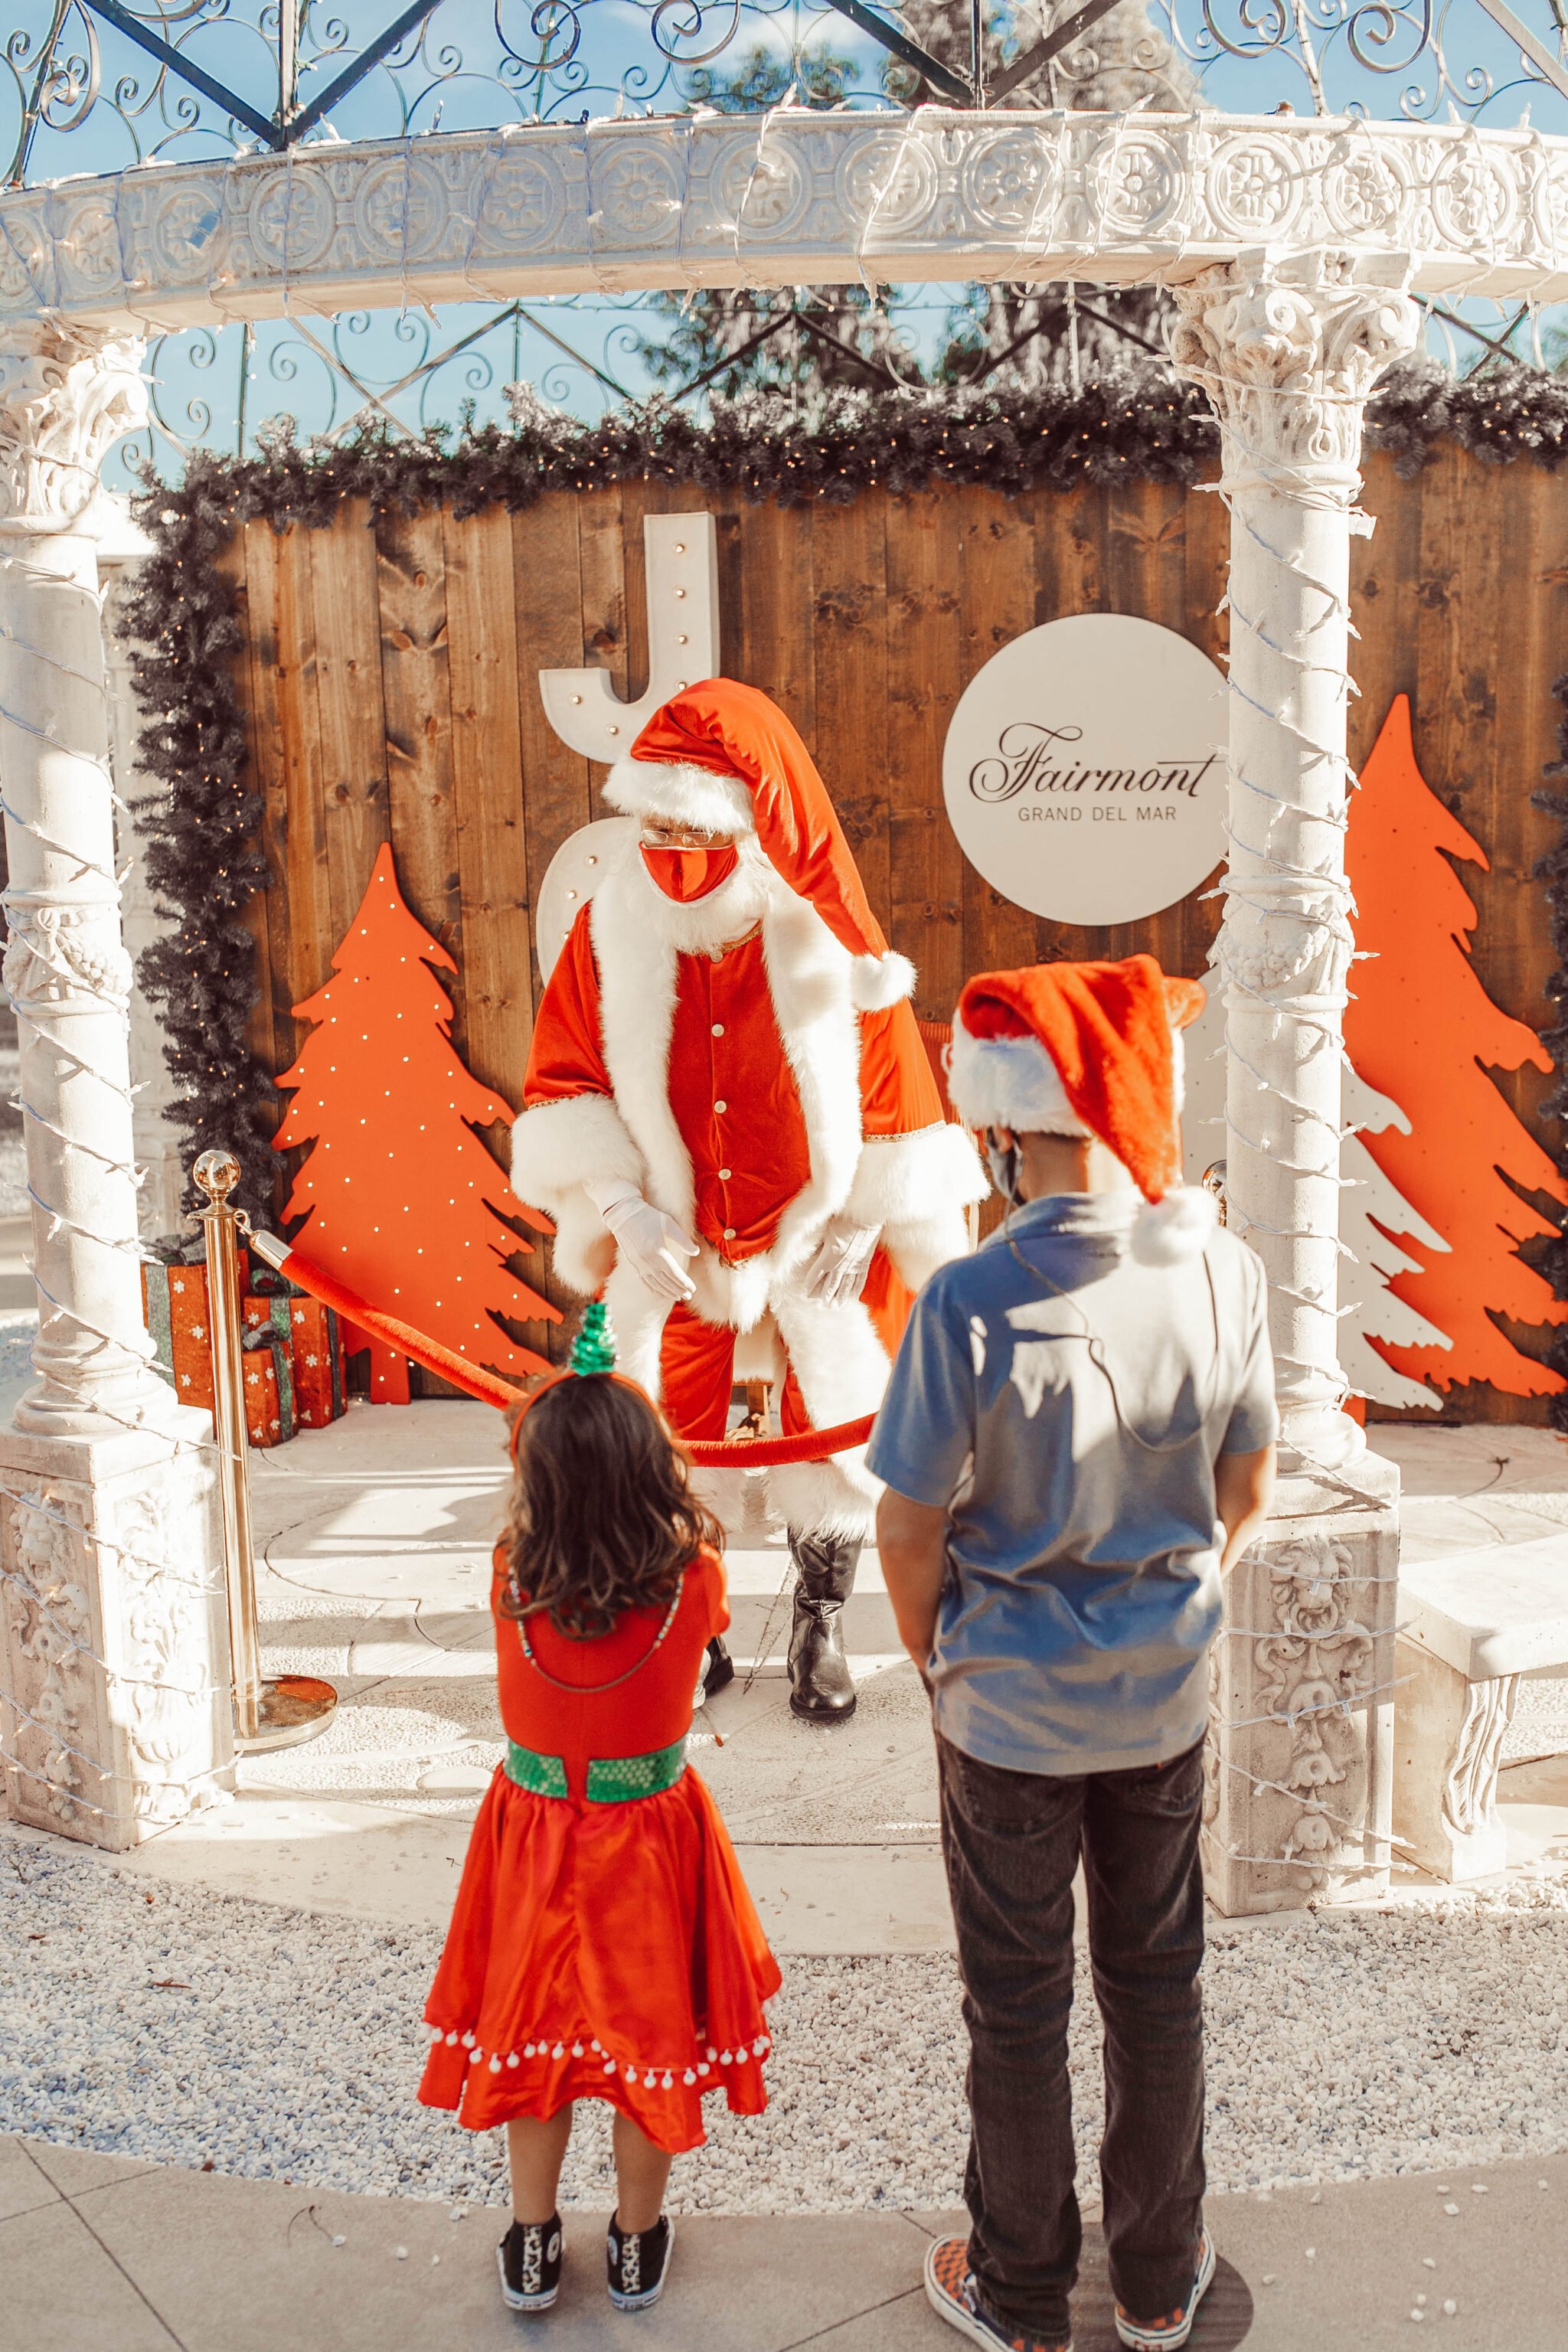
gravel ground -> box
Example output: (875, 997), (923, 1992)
(1505, 1675), (1568, 1763)
(5, 1834), (1568, 2213)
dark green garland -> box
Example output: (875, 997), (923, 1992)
(124, 358), (1568, 1221)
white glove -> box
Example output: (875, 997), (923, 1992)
(803, 1217), (881, 1305)
(586, 1177), (697, 1303)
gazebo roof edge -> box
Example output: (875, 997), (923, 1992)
(4, 108), (1568, 335)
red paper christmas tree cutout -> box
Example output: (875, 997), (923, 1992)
(273, 844), (560, 1401)
(1344, 695), (1567, 1400)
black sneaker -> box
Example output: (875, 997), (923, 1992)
(607, 2213), (675, 2311)
(498, 2213), (563, 2312)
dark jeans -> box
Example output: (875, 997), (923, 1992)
(936, 1731), (1207, 2343)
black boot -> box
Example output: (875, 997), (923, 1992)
(787, 1529), (861, 1723)
(701, 1635), (735, 1700)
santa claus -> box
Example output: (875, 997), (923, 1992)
(512, 678), (985, 1724)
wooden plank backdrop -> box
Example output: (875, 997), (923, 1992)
(221, 447), (1568, 1419)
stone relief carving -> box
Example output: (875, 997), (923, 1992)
(1206, 1525), (1392, 1904)
(2, 1458), (229, 1841)
(1442, 1671), (1520, 1840)
(1255, 1532), (1379, 1885)
(1168, 250), (1420, 482)
(3, 117), (1566, 333)
(112, 1462), (225, 1825)
(1, 900), (135, 1013)
(1219, 898), (1355, 1004)
(2, 1485), (93, 1830)
(0, 324), (147, 531)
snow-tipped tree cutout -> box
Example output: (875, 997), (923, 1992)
(273, 844), (560, 1402)
(1342, 696), (1567, 1407)
(1338, 1069), (1452, 1413)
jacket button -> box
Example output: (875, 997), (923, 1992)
(723, 1227), (736, 1241)
(714, 1099), (727, 1115)
(718, 1168), (732, 1181)
(711, 1022), (724, 1037)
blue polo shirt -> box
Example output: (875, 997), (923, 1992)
(866, 1192), (1278, 1777)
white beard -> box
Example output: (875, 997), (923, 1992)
(624, 832), (774, 957)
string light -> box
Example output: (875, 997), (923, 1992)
(107, 303), (1561, 1876)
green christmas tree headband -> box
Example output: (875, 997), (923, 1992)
(507, 1302), (619, 1463)
(569, 1298), (618, 1377)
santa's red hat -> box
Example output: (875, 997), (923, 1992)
(606, 678), (915, 1013)
(948, 956), (1215, 1262)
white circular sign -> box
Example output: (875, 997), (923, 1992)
(942, 614), (1227, 926)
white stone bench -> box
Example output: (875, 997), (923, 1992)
(1395, 1537), (1568, 1882)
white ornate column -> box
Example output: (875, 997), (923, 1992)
(1171, 253), (1416, 1913)
(1171, 250), (1418, 1472)
(0, 323), (231, 1850)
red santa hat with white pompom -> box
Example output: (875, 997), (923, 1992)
(604, 677), (916, 1013)
(947, 954), (1217, 1263)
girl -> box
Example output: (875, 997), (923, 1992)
(420, 1304), (780, 2315)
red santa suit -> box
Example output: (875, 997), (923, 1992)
(511, 679), (985, 1537)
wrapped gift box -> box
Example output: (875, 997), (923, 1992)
(240, 1297), (297, 1448)
(143, 1248), (345, 1447)
(142, 1256), (249, 1414)
(240, 1331), (295, 1446)
(285, 1296), (346, 1428)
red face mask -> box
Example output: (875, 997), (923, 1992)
(640, 842), (739, 903)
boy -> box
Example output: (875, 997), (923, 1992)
(871, 956), (1276, 2352)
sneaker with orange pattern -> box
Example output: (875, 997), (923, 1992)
(1113, 2230), (1216, 2350)
(922, 2235), (1073, 2352)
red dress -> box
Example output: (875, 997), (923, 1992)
(419, 1545), (780, 2156)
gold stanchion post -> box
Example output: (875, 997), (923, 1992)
(194, 1150), (338, 1753)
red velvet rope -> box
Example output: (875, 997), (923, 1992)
(274, 1246), (874, 1464)
(684, 1413), (876, 1468)
(276, 1248), (526, 1413)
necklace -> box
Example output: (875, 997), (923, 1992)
(1003, 1215), (1223, 1455)
(517, 1579), (685, 1694)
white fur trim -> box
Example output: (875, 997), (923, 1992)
(510, 1093), (644, 1295)
(766, 1288), (890, 1539)
(590, 860), (696, 1234)
(949, 1011), (1188, 1136)
(846, 1123), (987, 1232)
(846, 1123), (985, 1292)
(603, 756), (755, 836)
(583, 848), (867, 1331)
(686, 1462), (750, 1540)
(772, 1287), (891, 1423)
(1132, 1185), (1218, 1265)
(884, 1209), (975, 1295)
(849, 950), (916, 1011)
(766, 1455), (877, 1543)
(947, 1027), (1088, 1138)
(601, 1257), (671, 1395)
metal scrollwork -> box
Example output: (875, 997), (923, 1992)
(1167, 0), (1540, 123)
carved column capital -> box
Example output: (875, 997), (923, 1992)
(1168, 254), (1419, 487)
(0, 323), (146, 535)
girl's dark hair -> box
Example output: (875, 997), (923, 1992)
(498, 1374), (724, 1638)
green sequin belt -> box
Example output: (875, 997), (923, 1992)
(505, 1736), (687, 1804)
